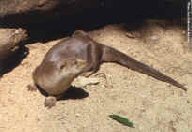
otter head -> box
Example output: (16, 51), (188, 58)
(33, 58), (88, 96)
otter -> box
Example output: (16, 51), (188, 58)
(29, 30), (186, 108)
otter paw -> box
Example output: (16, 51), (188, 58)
(27, 84), (37, 91)
(44, 96), (57, 108)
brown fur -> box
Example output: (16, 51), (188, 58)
(32, 30), (186, 108)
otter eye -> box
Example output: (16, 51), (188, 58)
(60, 65), (65, 69)
(60, 62), (67, 69)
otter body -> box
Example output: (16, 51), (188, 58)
(32, 30), (186, 108)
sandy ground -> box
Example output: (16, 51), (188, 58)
(1, 20), (192, 132)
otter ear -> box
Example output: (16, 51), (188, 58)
(73, 30), (89, 38)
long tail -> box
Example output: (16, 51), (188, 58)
(102, 46), (187, 91)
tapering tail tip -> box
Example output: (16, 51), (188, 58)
(181, 86), (187, 91)
(177, 84), (187, 91)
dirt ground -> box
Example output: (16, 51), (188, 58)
(1, 20), (192, 132)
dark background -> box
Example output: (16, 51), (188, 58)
(0, 0), (187, 42)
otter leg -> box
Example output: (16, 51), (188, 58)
(81, 43), (103, 77)
(44, 96), (57, 109)
(80, 62), (101, 77)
